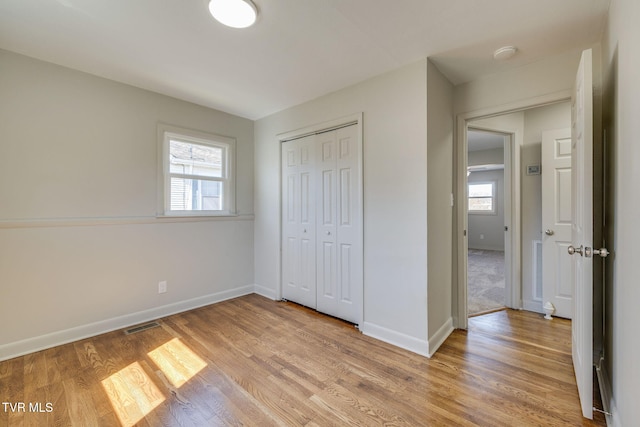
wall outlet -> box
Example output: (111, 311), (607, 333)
(158, 281), (167, 294)
(480, 234), (485, 240)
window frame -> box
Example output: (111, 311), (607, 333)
(158, 124), (236, 217)
(467, 180), (497, 215)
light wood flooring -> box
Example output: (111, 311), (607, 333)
(0, 294), (606, 426)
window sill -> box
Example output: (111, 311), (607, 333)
(157, 211), (238, 219)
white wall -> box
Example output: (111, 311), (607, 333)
(426, 60), (454, 354)
(254, 60), (431, 355)
(0, 50), (255, 360)
(602, 0), (640, 425)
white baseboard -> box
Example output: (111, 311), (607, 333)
(0, 285), (255, 362)
(360, 322), (429, 357)
(253, 284), (277, 300)
(428, 317), (454, 357)
(468, 246), (505, 252)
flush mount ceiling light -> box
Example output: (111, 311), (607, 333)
(209, 0), (257, 29)
(493, 45), (518, 61)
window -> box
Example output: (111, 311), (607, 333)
(159, 125), (235, 216)
(468, 182), (495, 214)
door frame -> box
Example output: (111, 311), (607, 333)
(277, 113), (364, 327)
(466, 126), (513, 313)
(454, 92), (571, 329)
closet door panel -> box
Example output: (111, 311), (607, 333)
(316, 132), (338, 312)
(334, 125), (362, 323)
(281, 136), (316, 308)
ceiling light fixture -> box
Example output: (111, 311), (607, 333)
(209, 0), (257, 29)
(493, 46), (518, 61)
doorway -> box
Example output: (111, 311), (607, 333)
(466, 129), (508, 316)
(456, 99), (573, 328)
(455, 49), (601, 420)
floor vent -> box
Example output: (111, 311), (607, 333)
(124, 321), (161, 335)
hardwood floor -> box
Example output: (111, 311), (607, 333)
(0, 294), (606, 426)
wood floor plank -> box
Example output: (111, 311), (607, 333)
(0, 295), (606, 426)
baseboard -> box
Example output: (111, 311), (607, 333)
(360, 322), (429, 358)
(596, 358), (620, 427)
(468, 246), (505, 252)
(428, 317), (454, 357)
(0, 285), (255, 362)
(253, 283), (277, 300)
(522, 300), (543, 313)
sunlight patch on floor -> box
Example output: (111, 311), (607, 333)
(101, 361), (165, 427)
(148, 337), (207, 388)
(101, 338), (207, 425)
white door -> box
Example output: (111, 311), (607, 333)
(570, 48), (593, 420)
(281, 135), (316, 308)
(281, 124), (362, 324)
(316, 125), (362, 323)
(542, 128), (573, 318)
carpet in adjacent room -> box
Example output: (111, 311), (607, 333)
(467, 249), (505, 315)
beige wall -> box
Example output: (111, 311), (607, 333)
(467, 147), (505, 253)
(521, 102), (571, 312)
(426, 60), (454, 351)
(601, 0), (640, 425)
(467, 166), (505, 251)
(467, 147), (504, 167)
(453, 49), (580, 115)
(255, 60), (433, 355)
(0, 50), (255, 360)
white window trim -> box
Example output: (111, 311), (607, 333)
(468, 180), (497, 215)
(157, 124), (236, 217)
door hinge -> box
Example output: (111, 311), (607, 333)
(463, 229), (467, 237)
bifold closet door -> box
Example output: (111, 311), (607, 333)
(281, 124), (362, 324)
(281, 135), (316, 308)
(316, 125), (362, 324)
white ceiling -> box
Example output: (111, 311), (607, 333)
(0, 0), (610, 120)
